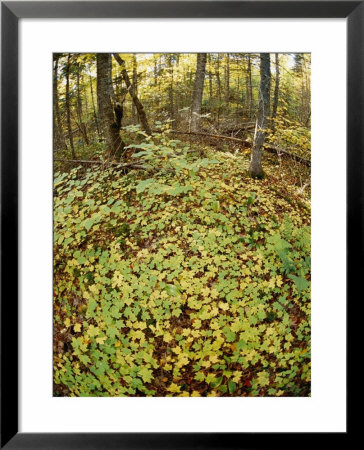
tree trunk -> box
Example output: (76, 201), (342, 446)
(236, 75), (240, 120)
(107, 55), (117, 103)
(83, 73), (89, 117)
(190, 53), (207, 133)
(96, 53), (124, 160)
(154, 55), (158, 86)
(303, 56), (311, 126)
(208, 55), (213, 108)
(246, 55), (253, 119)
(89, 73), (101, 138)
(53, 54), (67, 151)
(249, 53), (271, 178)
(65, 54), (76, 159)
(76, 63), (89, 145)
(168, 54), (175, 122)
(215, 55), (222, 125)
(225, 53), (230, 104)
(272, 53), (280, 121)
(131, 54), (138, 124)
(113, 53), (151, 134)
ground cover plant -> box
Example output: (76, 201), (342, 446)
(53, 52), (311, 397)
(54, 134), (310, 397)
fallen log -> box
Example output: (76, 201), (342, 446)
(159, 130), (311, 166)
(264, 145), (310, 166)
(221, 123), (256, 134)
(155, 129), (245, 144)
(56, 132), (310, 169)
(54, 158), (147, 170)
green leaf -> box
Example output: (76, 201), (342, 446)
(224, 330), (236, 343)
(79, 355), (91, 365)
(211, 376), (223, 388)
(165, 284), (180, 296)
(136, 178), (154, 194)
(228, 379), (237, 394)
(138, 367), (153, 383)
(288, 274), (310, 293)
(267, 233), (291, 251)
(194, 372), (205, 382)
(212, 200), (220, 212)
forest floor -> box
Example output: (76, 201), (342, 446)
(53, 140), (311, 397)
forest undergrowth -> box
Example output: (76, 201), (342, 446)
(54, 134), (311, 397)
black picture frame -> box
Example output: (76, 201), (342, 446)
(1, 1), (357, 448)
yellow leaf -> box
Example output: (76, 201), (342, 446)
(191, 330), (201, 338)
(163, 332), (173, 343)
(210, 320), (219, 330)
(218, 302), (229, 311)
(207, 391), (218, 397)
(135, 321), (147, 330)
(130, 330), (145, 341)
(210, 289), (219, 299)
(74, 323), (81, 333)
(167, 383), (181, 393)
(192, 319), (202, 329)
(232, 372), (242, 383)
(209, 355), (219, 364)
(87, 325), (99, 337)
(231, 322), (241, 333)
(64, 318), (71, 328)
(96, 336), (107, 345)
(201, 287), (210, 297)
(176, 355), (189, 368)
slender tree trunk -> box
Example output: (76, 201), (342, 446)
(208, 55), (213, 108)
(76, 64), (89, 145)
(272, 53), (280, 122)
(53, 54), (67, 151)
(131, 54), (138, 124)
(236, 75), (240, 120)
(108, 55), (117, 103)
(96, 53), (124, 160)
(249, 53), (271, 178)
(168, 54), (175, 122)
(65, 54), (76, 159)
(303, 56), (311, 126)
(89, 73), (101, 138)
(215, 55), (222, 125)
(154, 55), (158, 86)
(53, 54), (59, 150)
(225, 53), (230, 104)
(245, 75), (250, 118)
(83, 73), (89, 117)
(246, 55), (253, 119)
(113, 53), (151, 134)
(190, 53), (207, 133)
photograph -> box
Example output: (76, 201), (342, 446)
(53, 52), (311, 397)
